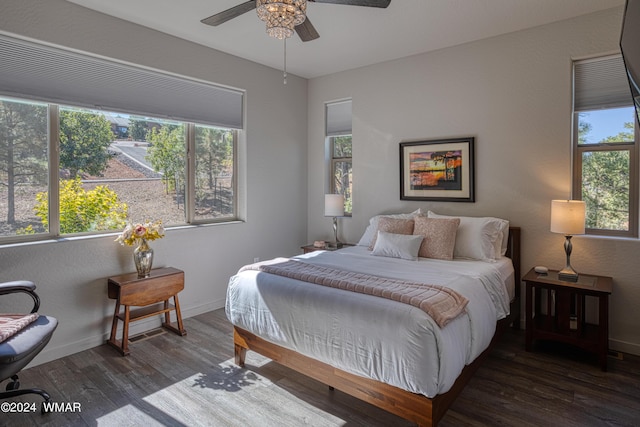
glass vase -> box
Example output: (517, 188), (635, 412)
(133, 238), (154, 278)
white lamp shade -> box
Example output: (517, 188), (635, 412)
(324, 194), (345, 217)
(550, 200), (586, 235)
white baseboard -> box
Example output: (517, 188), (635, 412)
(610, 338), (640, 357)
(29, 298), (226, 367)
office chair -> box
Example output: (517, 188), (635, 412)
(0, 280), (58, 410)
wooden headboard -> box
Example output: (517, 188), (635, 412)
(506, 226), (521, 328)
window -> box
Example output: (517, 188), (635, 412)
(194, 125), (237, 221)
(0, 97), (238, 242)
(0, 34), (243, 243)
(330, 135), (352, 214)
(573, 55), (639, 237)
(326, 100), (352, 215)
(0, 98), (49, 237)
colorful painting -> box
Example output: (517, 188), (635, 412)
(409, 150), (462, 190)
(400, 137), (475, 202)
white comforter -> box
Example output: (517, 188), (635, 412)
(225, 246), (513, 398)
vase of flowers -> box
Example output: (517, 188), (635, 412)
(116, 220), (165, 278)
(133, 238), (153, 278)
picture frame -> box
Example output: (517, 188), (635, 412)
(400, 137), (475, 202)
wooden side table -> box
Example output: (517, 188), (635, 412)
(523, 268), (612, 371)
(107, 267), (187, 356)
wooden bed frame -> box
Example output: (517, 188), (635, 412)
(233, 227), (521, 427)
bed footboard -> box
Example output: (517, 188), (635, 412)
(235, 326), (442, 426)
(233, 316), (510, 427)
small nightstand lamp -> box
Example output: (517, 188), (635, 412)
(550, 199), (586, 282)
(324, 194), (344, 249)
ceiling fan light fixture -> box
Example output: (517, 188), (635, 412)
(257, 0), (307, 40)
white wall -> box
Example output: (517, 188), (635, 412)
(307, 7), (640, 355)
(0, 0), (308, 364)
(3, 1), (638, 366)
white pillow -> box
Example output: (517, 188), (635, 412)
(357, 208), (422, 247)
(371, 231), (423, 261)
(497, 220), (510, 256)
(427, 211), (509, 262)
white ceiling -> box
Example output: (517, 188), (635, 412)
(65, 0), (624, 79)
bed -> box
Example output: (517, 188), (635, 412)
(226, 212), (521, 427)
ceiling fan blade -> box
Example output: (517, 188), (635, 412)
(296, 18), (320, 42)
(200, 1), (257, 26)
(309, 0), (391, 8)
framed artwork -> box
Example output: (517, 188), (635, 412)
(400, 137), (475, 202)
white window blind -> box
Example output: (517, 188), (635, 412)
(574, 55), (632, 111)
(326, 99), (352, 136)
(0, 34), (244, 129)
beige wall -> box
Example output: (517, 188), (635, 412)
(307, 7), (640, 355)
(0, 0), (309, 364)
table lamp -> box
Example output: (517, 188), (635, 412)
(550, 199), (586, 282)
(324, 194), (344, 249)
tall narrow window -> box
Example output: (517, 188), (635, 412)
(573, 55), (639, 237)
(0, 97), (49, 238)
(194, 125), (237, 222)
(326, 100), (352, 215)
(330, 135), (352, 214)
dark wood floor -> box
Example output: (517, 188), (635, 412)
(2, 308), (639, 427)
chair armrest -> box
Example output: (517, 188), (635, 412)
(0, 280), (40, 313)
(0, 280), (36, 293)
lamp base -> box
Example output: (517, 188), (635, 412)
(558, 268), (578, 282)
(558, 234), (579, 282)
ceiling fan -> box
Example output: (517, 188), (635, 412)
(200, 0), (392, 42)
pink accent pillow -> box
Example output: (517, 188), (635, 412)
(413, 217), (460, 260)
(368, 217), (415, 250)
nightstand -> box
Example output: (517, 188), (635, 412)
(523, 267), (612, 371)
(301, 243), (354, 254)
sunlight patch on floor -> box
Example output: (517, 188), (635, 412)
(96, 359), (348, 426)
(96, 403), (167, 426)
